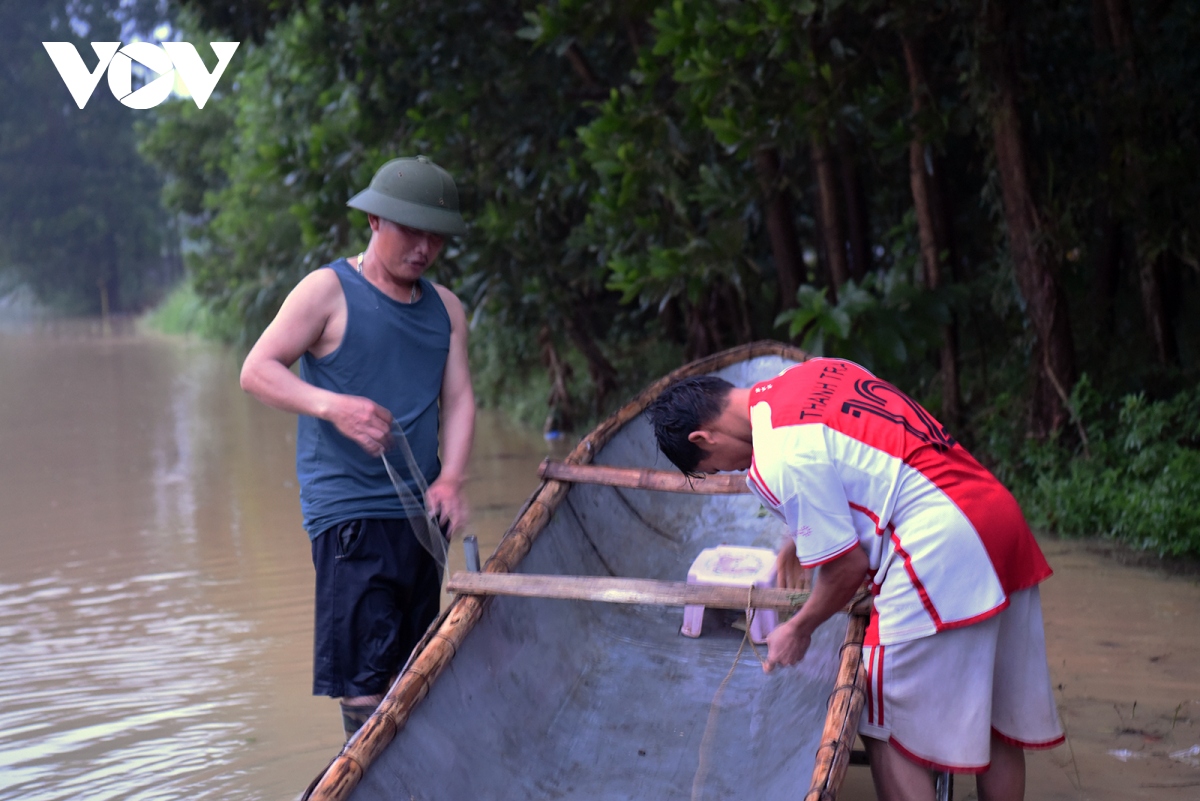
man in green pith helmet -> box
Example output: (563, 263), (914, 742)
(240, 155), (475, 740)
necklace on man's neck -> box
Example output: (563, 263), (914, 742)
(356, 252), (418, 303)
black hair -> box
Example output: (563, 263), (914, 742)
(645, 375), (735, 475)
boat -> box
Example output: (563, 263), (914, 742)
(303, 341), (869, 801)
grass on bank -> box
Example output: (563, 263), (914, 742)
(140, 281), (243, 341)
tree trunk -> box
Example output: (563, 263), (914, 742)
(901, 33), (961, 427)
(1088, 0), (1123, 349)
(755, 147), (805, 310)
(811, 129), (848, 302)
(563, 311), (618, 416)
(538, 326), (574, 434)
(982, 1), (1078, 437)
(1090, 210), (1122, 346)
(1103, 0), (1178, 365)
(99, 232), (122, 315)
(563, 42), (606, 100)
(1140, 252), (1178, 365)
(682, 281), (748, 361)
(98, 278), (111, 320)
(835, 128), (871, 283)
(684, 302), (717, 362)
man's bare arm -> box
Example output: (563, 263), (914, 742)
(426, 285), (476, 534)
(764, 545), (868, 672)
(774, 537), (813, 591)
(239, 268), (393, 456)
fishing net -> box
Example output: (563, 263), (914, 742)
(380, 420), (450, 582)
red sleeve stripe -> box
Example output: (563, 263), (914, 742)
(796, 539), (859, 568)
(748, 459), (781, 506)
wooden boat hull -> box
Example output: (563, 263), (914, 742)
(307, 342), (864, 801)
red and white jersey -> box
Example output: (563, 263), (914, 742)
(745, 359), (1052, 645)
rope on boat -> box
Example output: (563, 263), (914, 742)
(691, 586), (768, 801)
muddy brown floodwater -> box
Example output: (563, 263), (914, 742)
(0, 320), (1197, 801)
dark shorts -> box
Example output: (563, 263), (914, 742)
(311, 518), (441, 698)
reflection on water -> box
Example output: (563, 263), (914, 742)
(0, 320), (557, 801)
(0, 567), (252, 799)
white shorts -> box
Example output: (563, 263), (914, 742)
(859, 586), (1064, 773)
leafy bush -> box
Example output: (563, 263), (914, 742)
(1006, 382), (1200, 557)
(773, 271), (948, 378)
(469, 309), (684, 435)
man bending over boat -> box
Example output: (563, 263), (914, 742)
(240, 156), (475, 740)
(646, 359), (1062, 801)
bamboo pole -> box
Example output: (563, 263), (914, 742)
(302, 341), (811, 801)
(538, 459), (751, 494)
(449, 572), (873, 617)
(804, 609), (870, 801)
(448, 571), (808, 611)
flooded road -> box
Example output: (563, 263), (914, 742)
(0, 321), (1197, 800)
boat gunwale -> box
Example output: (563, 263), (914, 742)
(303, 341), (816, 801)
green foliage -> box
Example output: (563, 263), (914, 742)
(567, 0), (816, 355)
(150, 0), (648, 384)
(0, 0), (174, 314)
(140, 5), (356, 340)
(145, 0), (1200, 559)
(773, 269), (946, 374)
(1004, 382), (1200, 558)
(470, 307), (683, 433)
(469, 324), (555, 430)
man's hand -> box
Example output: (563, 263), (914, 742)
(327, 394), (394, 457)
(774, 538), (812, 591)
(763, 545), (869, 674)
(425, 476), (468, 538)
(763, 615), (813, 673)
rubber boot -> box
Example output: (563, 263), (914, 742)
(339, 700), (377, 742)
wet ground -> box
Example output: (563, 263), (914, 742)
(840, 539), (1200, 800)
(0, 320), (1196, 800)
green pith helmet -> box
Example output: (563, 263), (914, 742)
(346, 155), (466, 236)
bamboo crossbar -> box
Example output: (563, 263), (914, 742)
(449, 572), (874, 617)
(448, 571), (809, 611)
(538, 459), (750, 494)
